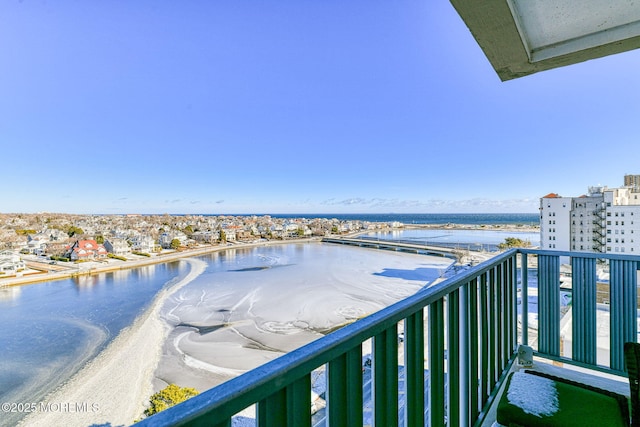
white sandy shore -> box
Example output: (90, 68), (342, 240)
(19, 258), (208, 427)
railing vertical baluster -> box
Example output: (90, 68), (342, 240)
(624, 260), (638, 348)
(257, 375), (311, 427)
(374, 325), (399, 427)
(497, 262), (505, 370)
(448, 289), (461, 427)
(479, 272), (489, 405)
(521, 253), (528, 346)
(488, 268), (497, 388)
(404, 310), (425, 426)
(405, 310), (425, 427)
(328, 346), (363, 427)
(571, 256), (597, 365)
(257, 389), (286, 427)
(610, 259), (624, 370)
(509, 255), (518, 354)
(467, 279), (479, 424)
(459, 282), (470, 427)
(288, 375), (311, 427)
(429, 299), (445, 427)
(538, 254), (560, 356)
(610, 259), (638, 370)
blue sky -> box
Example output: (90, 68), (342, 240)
(1, 1), (638, 215)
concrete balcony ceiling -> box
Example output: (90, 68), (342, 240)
(450, 0), (640, 80)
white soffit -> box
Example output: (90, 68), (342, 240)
(450, 0), (640, 80)
(508, 0), (640, 62)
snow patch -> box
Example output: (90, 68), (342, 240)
(507, 372), (559, 417)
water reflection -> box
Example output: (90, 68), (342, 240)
(0, 261), (185, 427)
(0, 286), (20, 302)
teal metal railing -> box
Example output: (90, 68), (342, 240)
(520, 249), (640, 375)
(137, 249), (640, 426)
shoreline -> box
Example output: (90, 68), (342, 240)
(0, 223), (539, 289)
(0, 238), (321, 288)
(18, 257), (209, 426)
(0, 223), (540, 289)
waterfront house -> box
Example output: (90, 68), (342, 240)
(159, 232), (188, 249)
(0, 250), (25, 274)
(103, 238), (132, 256)
(26, 233), (50, 255)
(66, 239), (108, 261)
(191, 230), (220, 244)
(129, 235), (156, 253)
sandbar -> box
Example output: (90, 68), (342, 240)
(18, 258), (208, 427)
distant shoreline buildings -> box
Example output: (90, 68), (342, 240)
(540, 174), (640, 254)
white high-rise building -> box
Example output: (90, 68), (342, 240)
(540, 178), (640, 254)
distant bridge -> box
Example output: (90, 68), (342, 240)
(322, 237), (460, 260)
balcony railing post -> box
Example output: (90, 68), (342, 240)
(373, 325), (399, 427)
(429, 299), (445, 427)
(538, 254), (560, 356)
(405, 310), (425, 427)
(257, 375), (311, 427)
(509, 255), (517, 355)
(467, 278), (480, 423)
(448, 288), (461, 427)
(328, 346), (363, 427)
(610, 259), (638, 371)
(571, 256), (597, 365)
(479, 272), (489, 405)
(520, 252), (528, 346)
(488, 268), (498, 387)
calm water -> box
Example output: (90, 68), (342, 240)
(0, 262), (188, 426)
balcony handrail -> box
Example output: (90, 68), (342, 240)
(137, 248), (640, 426)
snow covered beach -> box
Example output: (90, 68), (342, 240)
(18, 258), (208, 426)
